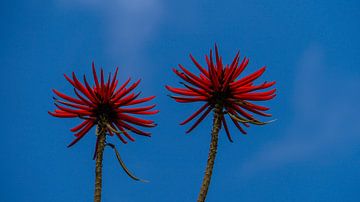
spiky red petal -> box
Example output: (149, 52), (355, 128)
(167, 44), (275, 141)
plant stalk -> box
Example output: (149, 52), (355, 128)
(94, 128), (106, 202)
(197, 104), (222, 202)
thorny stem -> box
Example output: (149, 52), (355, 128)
(197, 103), (222, 202)
(94, 125), (106, 202)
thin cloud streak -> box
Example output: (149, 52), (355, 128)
(104, 0), (163, 58)
(56, 0), (163, 66)
(241, 44), (360, 175)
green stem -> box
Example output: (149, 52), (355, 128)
(197, 104), (222, 202)
(94, 129), (106, 202)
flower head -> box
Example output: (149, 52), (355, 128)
(166, 44), (276, 142)
(49, 62), (158, 148)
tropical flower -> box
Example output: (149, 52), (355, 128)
(166, 44), (276, 202)
(166, 44), (276, 141)
(49, 62), (158, 149)
(49, 62), (158, 202)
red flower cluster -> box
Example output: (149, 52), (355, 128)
(166, 45), (276, 142)
(49, 62), (158, 147)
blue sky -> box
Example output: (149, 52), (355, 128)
(1, 0), (360, 201)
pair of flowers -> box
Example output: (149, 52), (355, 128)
(49, 44), (276, 202)
(50, 45), (275, 147)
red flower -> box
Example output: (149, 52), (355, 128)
(49, 62), (158, 148)
(166, 44), (276, 142)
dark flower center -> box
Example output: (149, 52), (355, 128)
(93, 103), (117, 121)
(210, 88), (231, 106)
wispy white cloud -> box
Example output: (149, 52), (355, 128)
(56, 0), (163, 70)
(103, 0), (163, 57)
(241, 44), (360, 175)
